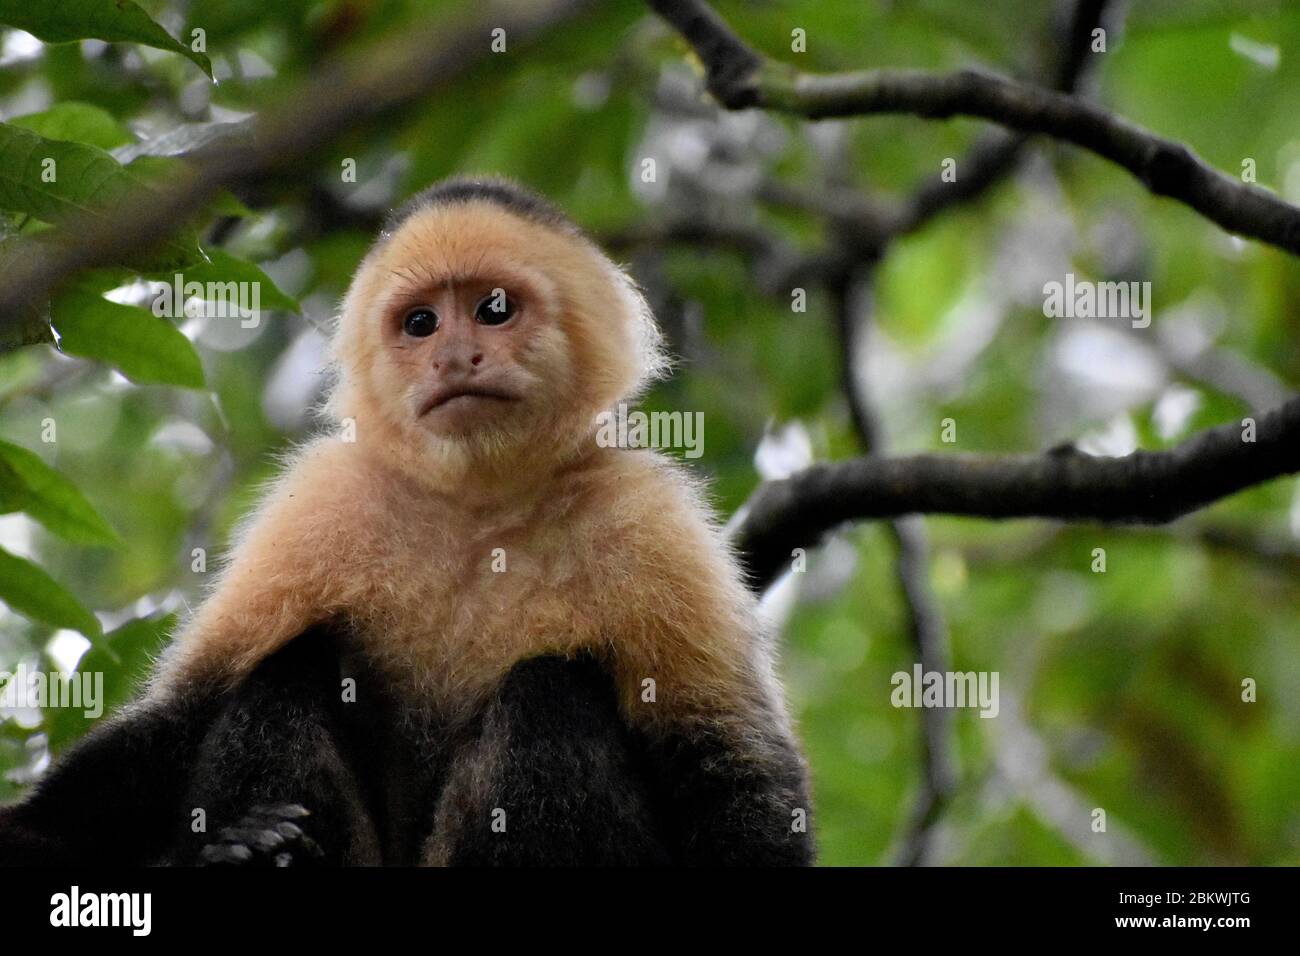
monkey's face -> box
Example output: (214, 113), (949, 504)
(333, 199), (662, 470)
(381, 270), (560, 441)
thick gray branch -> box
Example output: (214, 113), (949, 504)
(648, 0), (1300, 257)
(733, 397), (1300, 591)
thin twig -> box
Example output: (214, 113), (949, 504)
(829, 271), (956, 866)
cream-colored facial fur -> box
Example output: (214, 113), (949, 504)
(329, 202), (666, 484)
(154, 197), (783, 735)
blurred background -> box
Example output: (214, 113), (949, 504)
(0, 0), (1298, 865)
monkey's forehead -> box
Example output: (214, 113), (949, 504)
(360, 201), (598, 292)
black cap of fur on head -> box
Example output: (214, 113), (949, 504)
(382, 176), (580, 240)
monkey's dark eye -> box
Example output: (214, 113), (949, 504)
(402, 308), (439, 337)
(475, 292), (516, 326)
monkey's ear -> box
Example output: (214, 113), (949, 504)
(614, 269), (672, 398)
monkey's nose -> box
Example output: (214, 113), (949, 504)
(433, 344), (484, 373)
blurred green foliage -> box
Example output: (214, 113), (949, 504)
(0, 0), (1297, 865)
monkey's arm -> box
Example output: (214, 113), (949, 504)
(177, 624), (380, 866)
(605, 466), (816, 866)
(0, 625), (378, 866)
(0, 691), (217, 865)
(426, 652), (812, 867)
(639, 680), (816, 866)
(426, 654), (671, 866)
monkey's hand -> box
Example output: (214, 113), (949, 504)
(197, 803), (326, 867)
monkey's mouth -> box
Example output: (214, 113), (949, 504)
(419, 385), (520, 416)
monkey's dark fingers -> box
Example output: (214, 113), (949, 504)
(198, 842), (254, 866)
(197, 803), (325, 866)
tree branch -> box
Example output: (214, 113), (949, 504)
(889, 0), (1112, 239)
(648, 0), (1300, 257)
(643, 0), (1112, 288)
(733, 396), (1300, 591)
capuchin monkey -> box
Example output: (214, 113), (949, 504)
(0, 178), (813, 866)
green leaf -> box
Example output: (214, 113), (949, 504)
(0, 0), (213, 77)
(0, 546), (100, 636)
(43, 613), (174, 750)
(50, 287), (205, 388)
(149, 248), (301, 314)
(8, 102), (133, 151)
(208, 190), (254, 218)
(0, 122), (203, 271)
(0, 440), (119, 546)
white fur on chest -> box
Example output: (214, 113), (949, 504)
(344, 499), (608, 701)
